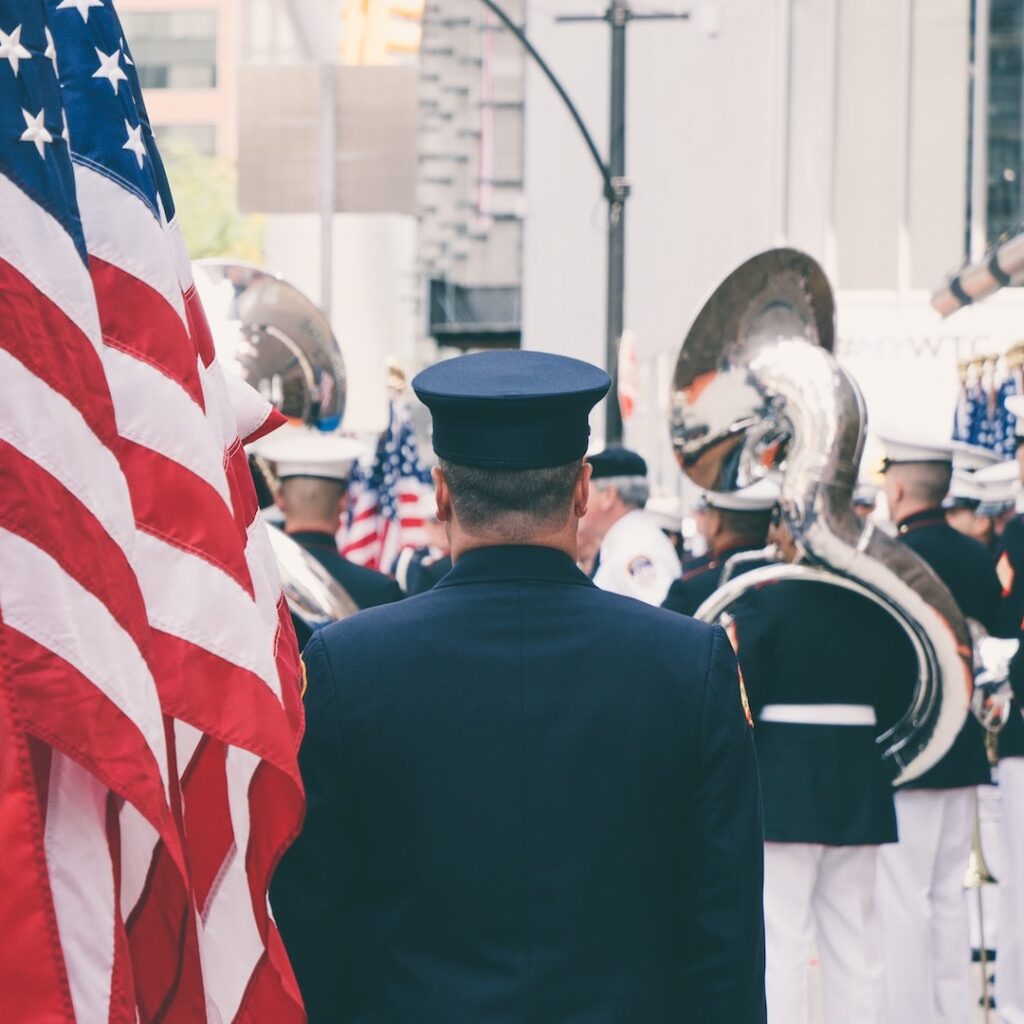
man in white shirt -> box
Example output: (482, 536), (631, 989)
(579, 447), (681, 605)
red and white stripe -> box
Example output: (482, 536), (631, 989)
(0, 134), (304, 1024)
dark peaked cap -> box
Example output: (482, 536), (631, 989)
(588, 446), (648, 480)
(412, 350), (611, 469)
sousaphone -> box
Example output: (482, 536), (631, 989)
(195, 259), (358, 624)
(669, 248), (972, 784)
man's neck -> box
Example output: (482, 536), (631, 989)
(285, 521), (338, 537)
(449, 527), (577, 565)
(711, 534), (756, 558)
(892, 501), (940, 526)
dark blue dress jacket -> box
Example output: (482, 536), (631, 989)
(271, 544), (766, 1024)
(897, 510), (1000, 789)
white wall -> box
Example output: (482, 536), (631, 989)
(522, 0), (978, 488)
(262, 212), (418, 433)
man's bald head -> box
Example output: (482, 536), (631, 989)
(884, 462), (952, 524)
(278, 476), (348, 534)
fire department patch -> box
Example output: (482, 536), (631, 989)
(627, 555), (656, 586)
(998, 551), (1015, 598)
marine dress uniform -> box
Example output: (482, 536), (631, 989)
(875, 438), (1001, 1024)
(730, 577), (916, 1024)
(255, 426), (404, 611)
(661, 480), (779, 617)
(270, 350), (767, 1024)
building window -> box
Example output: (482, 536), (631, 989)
(153, 123), (217, 156)
(120, 10), (218, 90)
(987, 0), (1023, 243)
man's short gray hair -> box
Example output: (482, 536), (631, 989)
(592, 475), (649, 510)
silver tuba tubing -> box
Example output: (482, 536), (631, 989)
(673, 248), (972, 785)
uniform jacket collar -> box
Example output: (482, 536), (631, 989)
(288, 529), (340, 551)
(436, 544), (594, 589)
(897, 508), (947, 534)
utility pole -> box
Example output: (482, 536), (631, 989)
(557, 1), (687, 443)
(476, 0), (688, 445)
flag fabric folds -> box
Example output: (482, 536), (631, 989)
(952, 356), (1022, 456)
(0, 1), (305, 1020)
(343, 398), (434, 571)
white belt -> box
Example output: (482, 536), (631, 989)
(759, 703), (876, 726)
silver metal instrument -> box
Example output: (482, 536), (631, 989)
(194, 260), (347, 431)
(197, 259), (358, 625)
(669, 248), (973, 785)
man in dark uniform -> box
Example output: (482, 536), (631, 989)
(978, 402), (1024, 633)
(661, 478), (778, 617)
(256, 426), (403, 610)
(271, 350), (766, 1024)
(730, 518), (916, 1024)
(876, 435), (1000, 1024)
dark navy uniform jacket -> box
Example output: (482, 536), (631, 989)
(290, 529), (403, 610)
(995, 515), (1024, 637)
(661, 543), (769, 617)
(897, 509), (998, 789)
(991, 517), (1024, 757)
(731, 579), (916, 845)
(271, 544), (766, 1024)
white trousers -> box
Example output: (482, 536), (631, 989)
(877, 787), (975, 1024)
(764, 842), (886, 1024)
(1000, 759), (1024, 1024)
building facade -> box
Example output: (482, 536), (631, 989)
(119, 0), (239, 158)
(416, 0), (526, 350)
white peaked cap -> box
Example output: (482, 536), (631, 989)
(970, 460), (1019, 507)
(853, 481), (880, 506)
(973, 459), (1020, 510)
(704, 477), (781, 512)
(948, 471), (984, 504)
(249, 425), (366, 481)
(646, 494), (684, 532)
(1007, 395), (1024, 437)
(951, 441), (1003, 473)
(876, 430), (954, 467)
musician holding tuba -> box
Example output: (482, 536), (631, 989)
(726, 513), (916, 1024)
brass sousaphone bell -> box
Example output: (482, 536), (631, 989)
(668, 248), (973, 784)
(195, 259), (359, 625)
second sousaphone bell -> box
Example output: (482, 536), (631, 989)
(668, 248), (973, 785)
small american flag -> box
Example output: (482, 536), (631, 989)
(342, 399), (434, 571)
(0, 1), (304, 1021)
(953, 360), (1021, 458)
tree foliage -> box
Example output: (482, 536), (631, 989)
(161, 142), (264, 263)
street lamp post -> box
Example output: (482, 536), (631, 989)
(475, 0), (688, 446)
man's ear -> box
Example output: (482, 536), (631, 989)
(433, 465), (453, 523)
(574, 461), (591, 518)
(705, 509), (723, 540)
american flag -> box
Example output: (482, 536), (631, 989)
(0, 1), (305, 1021)
(342, 399), (433, 571)
(953, 360), (1021, 458)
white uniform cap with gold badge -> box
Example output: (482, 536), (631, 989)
(876, 431), (954, 470)
(250, 424), (366, 482)
(703, 477), (781, 512)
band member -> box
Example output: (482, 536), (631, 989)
(578, 446), (682, 604)
(661, 479), (779, 617)
(1000, 638), (1024, 1023)
(730, 517), (916, 1024)
(272, 350), (766, 1023)
(255, 426), (403, 610)
(876, 434), (1000, 1024)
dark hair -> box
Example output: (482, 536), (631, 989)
(439, 458), (582, 533)
(717, 507), (773, 543)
